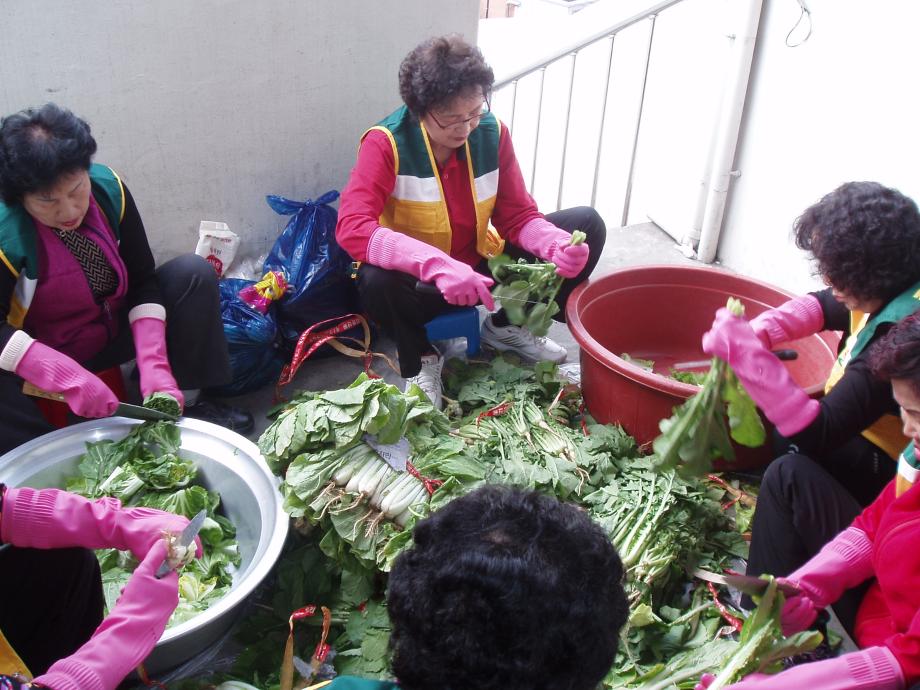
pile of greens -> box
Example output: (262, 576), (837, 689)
(176, 530), (395, 690)
(259, 375), (455, 575)
(682, 578), (821, 690)
(226, 358), (757, 688)
(585, 458), (747, 608)
(585, 458), (749, 687)
(488, 229), (586, 337)
(181, 355), (799, 689)
(64, 420), (240, 626)
(258, 374), (447, 476)
(653, 298), (766, 477)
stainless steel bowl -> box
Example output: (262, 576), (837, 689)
(0, 417), (289, 672)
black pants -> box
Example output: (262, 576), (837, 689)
(772, 430), (895, 508)
(745, 453), (867, 635)
(0, 253), (232, 455)
(0, 546), (104, 675)
(356, 206), (607, 377)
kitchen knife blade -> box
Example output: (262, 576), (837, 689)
(155, 509), (207, 579)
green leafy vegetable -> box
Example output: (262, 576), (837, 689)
(669, 369), (707, 385)
(621, 353), (656, 371)
(653, 298), (766, 477)
(705, 577), (822, 688)
(143, 391), (181, 417)
(488, 229), (585, 337)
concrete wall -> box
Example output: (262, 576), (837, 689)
(717, 0), (920, 294)
(0, 0), (479, 264)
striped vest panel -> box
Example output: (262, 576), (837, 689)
(364, 106), (505, 259)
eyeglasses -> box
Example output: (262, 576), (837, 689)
(428, 100), (491, 131)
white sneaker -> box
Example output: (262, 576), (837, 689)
(404, 352), (444, 410)
(481, 316), (567, 363)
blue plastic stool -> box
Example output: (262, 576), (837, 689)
(425, 307), (481, 356)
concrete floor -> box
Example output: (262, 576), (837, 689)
(219, 221), (705, 439)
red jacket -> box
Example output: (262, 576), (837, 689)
(336, 121), (542, 267)
(852, 479), (920, 681)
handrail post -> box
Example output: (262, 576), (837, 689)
(508, 79), (519, 136)
(591, 34), (616, 208)
(529, 67), (547, 194)
(557, 51), (579, 211)
(621, 14), (658, 227)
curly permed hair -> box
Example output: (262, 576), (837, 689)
(871, 311), (920, 396)
(0, 103), (97, 205)
(398, 34), (494, 116)
(794, 181), (920, 304)
(387, 485), (627, 690)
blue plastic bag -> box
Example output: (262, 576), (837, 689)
(208, 278), (284, 396)
(262, 190), (360, 347)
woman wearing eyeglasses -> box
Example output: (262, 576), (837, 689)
(336, 34), (606, 408)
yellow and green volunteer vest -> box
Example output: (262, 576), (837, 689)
(824, 280), (920, 459)
(0, 163), (125, 328)
(363, 105), (505, 259)
(897, 441), (920, 497)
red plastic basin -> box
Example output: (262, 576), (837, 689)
(566, 265), (840, 470)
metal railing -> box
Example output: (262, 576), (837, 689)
(492, 0), (687, 226)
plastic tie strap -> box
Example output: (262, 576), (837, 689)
(706, 581), (744, 633)
(405, 460), (443, 496)
(281, 605), (332, 690)
(135, 664), (167, 690)
(476, 401), (512, 425)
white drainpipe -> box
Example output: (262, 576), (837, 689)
(695, 0), (764, 264)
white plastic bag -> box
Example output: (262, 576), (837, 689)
(223, 253), (267, 282)
(195, 220), (239, 277)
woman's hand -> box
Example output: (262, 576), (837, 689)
(547, 241), (589, 278)
(31, 540), (187, 690)
(366, 227), (496, 309)
(515, 218), (589, 278)
(11, 336), (119, 418)
(696, 646), (904, 689)
(130, 310), (184, 409)
(702, 308), (819, 436)
(1, 487), (202, 562)
(430, 261), (495, 309)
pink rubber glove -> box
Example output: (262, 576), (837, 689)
(0, 487), (200, 561)
(702, 308), (820, 436)
(780, 525), (875, 635)
(130, 308), (184, 409)
(367, 227), (495, 309)
(13, 338), (118, 418)
(695, 646), (903, 690)
(516, 217), (589, 278)
(32, 540), (182, 690)
(750, 294), (824, 349)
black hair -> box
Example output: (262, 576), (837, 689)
(387, 485), (627, 690)
(794, 181), (920, 304)
(0, 103), (97, 205)
(871, 312), (920, 396)
(398, 34), (494, 117)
